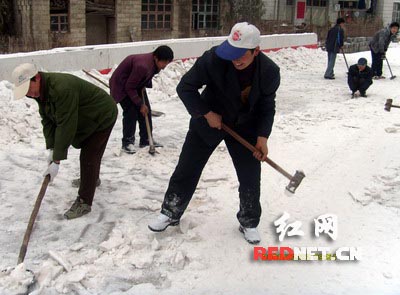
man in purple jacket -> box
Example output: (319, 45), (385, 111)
(109, 46), (174, 154)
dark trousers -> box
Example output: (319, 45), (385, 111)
(370, 48), (383, 77)
(78, 123), (115, 206)
(120, 96), (152, 146)
(348, 77), (372, 94)
(161, 128), (262, 228)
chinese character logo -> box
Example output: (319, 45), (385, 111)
(232, 30), (242, 42)
(274, 212), (305, 242)
(314, 213), (338, 240)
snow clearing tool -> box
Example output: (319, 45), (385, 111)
(18, 175), (50, 264)
(82, 69), (110, 88)
(384, 99), (400, 112)
(82, 69), (164, 118)
(341, 48), (349, 71)
(221, 123), (305, 193)
(0, 175), (51, 293)
(385, 58), (396, 80)
(142, 89), (156, 155)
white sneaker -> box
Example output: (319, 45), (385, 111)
(239, 226), (261, 244)
(148, 213), (179, 232)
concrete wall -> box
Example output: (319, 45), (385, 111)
(0, 33), (317, 81)
(115, 0), (136, 43)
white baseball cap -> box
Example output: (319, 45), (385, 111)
(11, 63), (38, 100)
(216, 22), (261, 61)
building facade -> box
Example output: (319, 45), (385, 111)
(4, 0), (399, 53)
(10, 0), (235, 50)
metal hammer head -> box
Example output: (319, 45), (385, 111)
(285, 170), (305, 193)
(385, 99), (393, 112)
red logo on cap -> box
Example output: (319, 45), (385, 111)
(232, 30), (241, 41)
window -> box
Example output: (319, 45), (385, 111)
(192, 0), (219, 30)
(338, 1), (358, 9)
(141, 0), (172, 30)
(306, 0), (327, 7)
(286, 0), (294, 5)
(50, 0), (69, 32)
(393, 3), (400, 23)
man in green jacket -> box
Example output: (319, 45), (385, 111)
(11, 63), (118, 219)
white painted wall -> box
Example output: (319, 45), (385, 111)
(382, 0), (396, 25)
(377, 0), (396, 25)
(0, 33), (317, 81)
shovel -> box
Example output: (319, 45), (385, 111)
(221, 123), (305, 193)
(385, 58), (396, 80)
(341, 48), (349, 71)
(142, 89), (157, 155)
(18, 175), (50, 264)
(1, 175), (50, 293)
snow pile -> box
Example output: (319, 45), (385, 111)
(0, 264), (35, 295)
(0, 81), (42, 145)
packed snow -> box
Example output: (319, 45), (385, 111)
(0, 43), (400, 294)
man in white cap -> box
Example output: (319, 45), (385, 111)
(11, 63), (118, 219)
(148, 22), (280, 244)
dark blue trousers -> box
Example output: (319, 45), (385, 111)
(161, 127), (262, 228)
(119, 96), (152, 147)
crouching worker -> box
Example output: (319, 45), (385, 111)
(11, 63), (118, 219)
(148, 22), (280, 244)
(348, 57), (373, 98)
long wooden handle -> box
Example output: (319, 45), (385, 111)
(221, 123), (293, 180)
(82, 69), (110, 88)
(341, 49), (349, 71)
(141, 89), (156, 153)
(18, 175), (50, 264)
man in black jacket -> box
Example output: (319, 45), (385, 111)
(347, 57), (373, 98)
(324, 18), (345, 79)
(148, 22), (280, 244)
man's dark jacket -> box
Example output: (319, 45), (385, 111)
(347, 64), (373, 91)
(325, 24), (344, 53)
(176, 47), (280, 146)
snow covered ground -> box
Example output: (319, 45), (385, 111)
(1, 44), (400, 294)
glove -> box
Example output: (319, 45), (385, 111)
(43, 162), (59, 183)
(47, 149), (53, 165)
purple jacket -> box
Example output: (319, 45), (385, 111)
(109, 53), (158, 106)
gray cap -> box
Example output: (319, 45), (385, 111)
(357, 58), (367, 66)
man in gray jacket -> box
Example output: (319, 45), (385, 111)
(369, 22), (399, 79)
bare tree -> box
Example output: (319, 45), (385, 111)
(226, 0), (265, 27)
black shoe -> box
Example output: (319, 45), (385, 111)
(360, 92), (367, 97)
(324, 76), (335, 80)
(139, 140), (163, 148)
(121, 144), (136, 154)
(351, 91), (355, 99)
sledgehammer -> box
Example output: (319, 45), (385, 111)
(221, 123), (305, 193)
(384, 99), (400, 112)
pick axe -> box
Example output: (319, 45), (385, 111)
(384, 99), (400, 112)
(221, 123), (305, 193)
